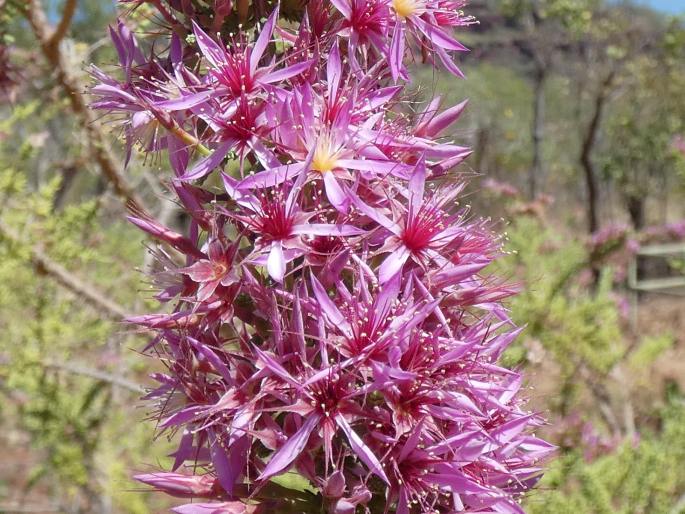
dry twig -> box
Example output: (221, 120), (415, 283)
(23, 0), (150, 213)
(0, 220), (131, 320)
(43, 360), (144, 393)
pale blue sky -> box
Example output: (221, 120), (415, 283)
(636, 0), (685, 13)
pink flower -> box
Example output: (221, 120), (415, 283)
(333, 0), (390, 61)
(223, 172), (364, 281)
(192, 9), (313, 100)
(388, 0), (473, 80)
(354, 159), (466, 282)
(181, 238), (240, 301)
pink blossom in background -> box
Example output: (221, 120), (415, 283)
(672, 134), (685, 155)
(482, 178), (520, 198)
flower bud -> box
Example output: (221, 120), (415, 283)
(134, 472), (218, 498)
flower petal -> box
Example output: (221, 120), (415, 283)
(260, 59), (316, 85)
(310, 274), (351, 333)
(156, 90), (212, 111)
(239, 162), (306, 189)
(292, 223), (364, 237)
(323, 172), (349, 213)
(423, 99), (469, 137)
(192, 20), (225, 69)
(413, 16), (468, 52)
(390, 20), (406, 82)
(180, 141), (234, 182)
(267, 241), (286, 282)
(252, 345), (300, 387)
(335, 413), (389, 484)
(330, 0), (352, 19)
(250, 6), (279, 73)
(259, 414), (321, 481)
(378, 246), (411, 283)
(327, 40), (342, 100)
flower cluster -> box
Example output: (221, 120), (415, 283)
(92, 1), (552, 513)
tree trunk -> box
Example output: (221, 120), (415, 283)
(473, 125), (490, 174)
(626, 194), (645, 230)
(529, 63), (546, 200)
(581, 72), (615, 287)
(580, 72), (615, 235)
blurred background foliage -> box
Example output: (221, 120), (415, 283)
(0, 0), (684, 513)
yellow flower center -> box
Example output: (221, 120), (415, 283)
(311, 135), (341, 173)
(392, 0), (420, 18)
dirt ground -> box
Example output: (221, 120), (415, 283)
(639, 294), (685, 392)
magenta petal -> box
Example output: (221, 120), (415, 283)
(435, 45), (466, 79)
(209, 430), (237, 495)
(292, 223), (364, 237)
(335, 413), (389, 484)
(172, 430), (195, 471)
(398, 418), (425, 461)
(333, 500), (356, 514)
(310, 274), (349, 331)
(303, 358), (356, 387)
(350, 195), (398, 233)
(390, 20), (405, 82)
(196, 279), (221, 302)
(364, 86), (403, 110)
(180, 141), (234, 182)
(172, 502), (248, 514)
(413, 16), (468, 52)
(250, 6), (279, 73)
(327, 40), (342, 100)
(239, 162), (305, 189)
(261, 59), (315, 85)
(127, 215), (205, 259)
(183, 260), (216, 282)
(323, 470), (346, 498)
(408, 158), (426, 218)
(490, 499), (526, 514)
(168, 131), (190, 177)
(374, 271), (401, 320)
(252, 345), (300, 387)
(192, 20), (225, 68)
(189, 338), (233, 384)
(267, 241), (286, 282)
(259, 413), (321, 481)
(170, 33), (183, 66)
(491, 414), (537, 444)
(396, 487), (410, 514)
(415, 96), (441, 129)
(134, 472), (215, 498)
(336, 158), (412, 177)
(432, 262), (489, 288)
(323, 172), (349, 212)
(330, 0), (352, 19)
(424, 99), (469, 137)
(424, 471), (492, 495)
(156, 90), (212, 111)
(378, 246), (411, 283)
(161, 405), (207, 429)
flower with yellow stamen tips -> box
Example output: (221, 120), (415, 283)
(392, 0), (422, 18)
(312, 134), (343, 173)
